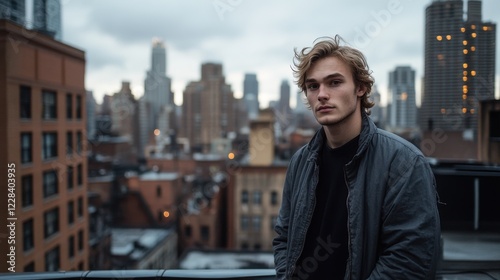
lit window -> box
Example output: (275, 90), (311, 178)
(463, 63), (468, 69)
(461, 27), (466, 32)
(471, 32), (477, 38)
(436, 35), (443, 41)
(463, 71), (468, 76)
(471, 24), (476, 29)
(446, 35), (451, 40)
(462, 94), (467, 100)
(471, 46), (476, 51)
(463, 49), (468, 54)
(471, 70), (477, 76)
(463, 77), (467, 82)
(470, 109), (475, 114)
(463, 40), (468, 46)
(462, 108), (467, 114)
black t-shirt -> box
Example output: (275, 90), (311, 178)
(294, 135), (359, 280)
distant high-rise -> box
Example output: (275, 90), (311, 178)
(243, 73), (259, 120)
(143, 38), (174, 153)
(389, 66), (417, 128)
(420, 0), (496, 134)
(278, 79), (291, 115)
(86, 90), (97, 139)
(181, 63), (236, 153)
(33, 0), (62, 40)
(0, 0), (25, 26)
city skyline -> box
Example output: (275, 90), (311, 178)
(59, 0), (500, 108)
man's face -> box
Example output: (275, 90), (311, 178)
(304, 56), (364, 127)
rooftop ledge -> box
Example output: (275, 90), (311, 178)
(2, 269), (500, 280)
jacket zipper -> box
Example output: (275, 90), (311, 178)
(344, 166), (352, 280)
(288, 163), (318, 278)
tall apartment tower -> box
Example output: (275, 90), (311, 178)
(33, 0), (62, 41)
(278, 79), (291, 115)
(1, 20), (88, 271)
(243, 73), (259, 120)
(389, 66), (417, 129)
(420, 0), (496, 134)
(181, 63), (236, 153)
(142, 38), (174, 155)
(0, 0), (25, 25)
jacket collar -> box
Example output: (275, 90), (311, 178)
(305, 111), (377, 163)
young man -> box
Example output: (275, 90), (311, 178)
(273, 36), (441, 279)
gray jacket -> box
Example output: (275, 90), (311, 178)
(273, 113), (441, 279)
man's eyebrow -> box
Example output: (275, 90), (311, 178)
(305, 73), (345, 83)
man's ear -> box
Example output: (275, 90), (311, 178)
(356, 85), (366, 97)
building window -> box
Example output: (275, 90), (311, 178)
(77, 164), (83, 186)
(78, 262), (84, 271)
(185, 225), (192, 237)
(24, 262), (35, 272)
(76, 131), (82, 154)
(68, 201), (74, 225)
(66, 131), (73, 155)
(45, 246), (60, 272)
(77, 196), (83, 218)
(20, 133), (32, 164)
(68, 235), (75, 258)
(43, 170), (58, 198)
(42, 132), (57, 160)
(252, 216), (261, 231)
(76, 95), (82, 119)
(241, 243), (249, 250)
(66, 94), (73, 119)
(20, 85), (31, 119)
(241, 215), (249, 231)
(271, 191), (278, 206)
(21, 175), (33, 208)
(23, 219), (34, 252)
(78, 230), (84, 251)
(156, 185), (162, 197)
(67, 165), (74, 190)
(200, 226), (209, 241)
(42, 90), (57, 119)
(254, 243), (261, 250)
(241, 190), (249, 204)
(253, 191), (262, 205)
(44, 207), (59, 239)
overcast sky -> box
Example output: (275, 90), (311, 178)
(60, 0), (500, 108)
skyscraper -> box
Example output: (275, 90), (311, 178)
(0, 0), (25, 26)
(389, 66), (417, 129)
(33, 0), (62, 40)
(420, 0), (496, 134)
(243, 73), (259, 120)
(181, 63), (236, 153)
(143, 38), (174, 153)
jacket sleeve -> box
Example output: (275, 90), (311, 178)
(368, 155), (441, 280)
(273, 157), (296, 279)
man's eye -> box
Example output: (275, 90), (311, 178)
(306, 84), (318, 90)
(330, 80), (341, 86)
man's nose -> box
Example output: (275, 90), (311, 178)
(317, 85), (329, 100)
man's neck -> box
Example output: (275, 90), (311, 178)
(323, 111), (363, 149)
